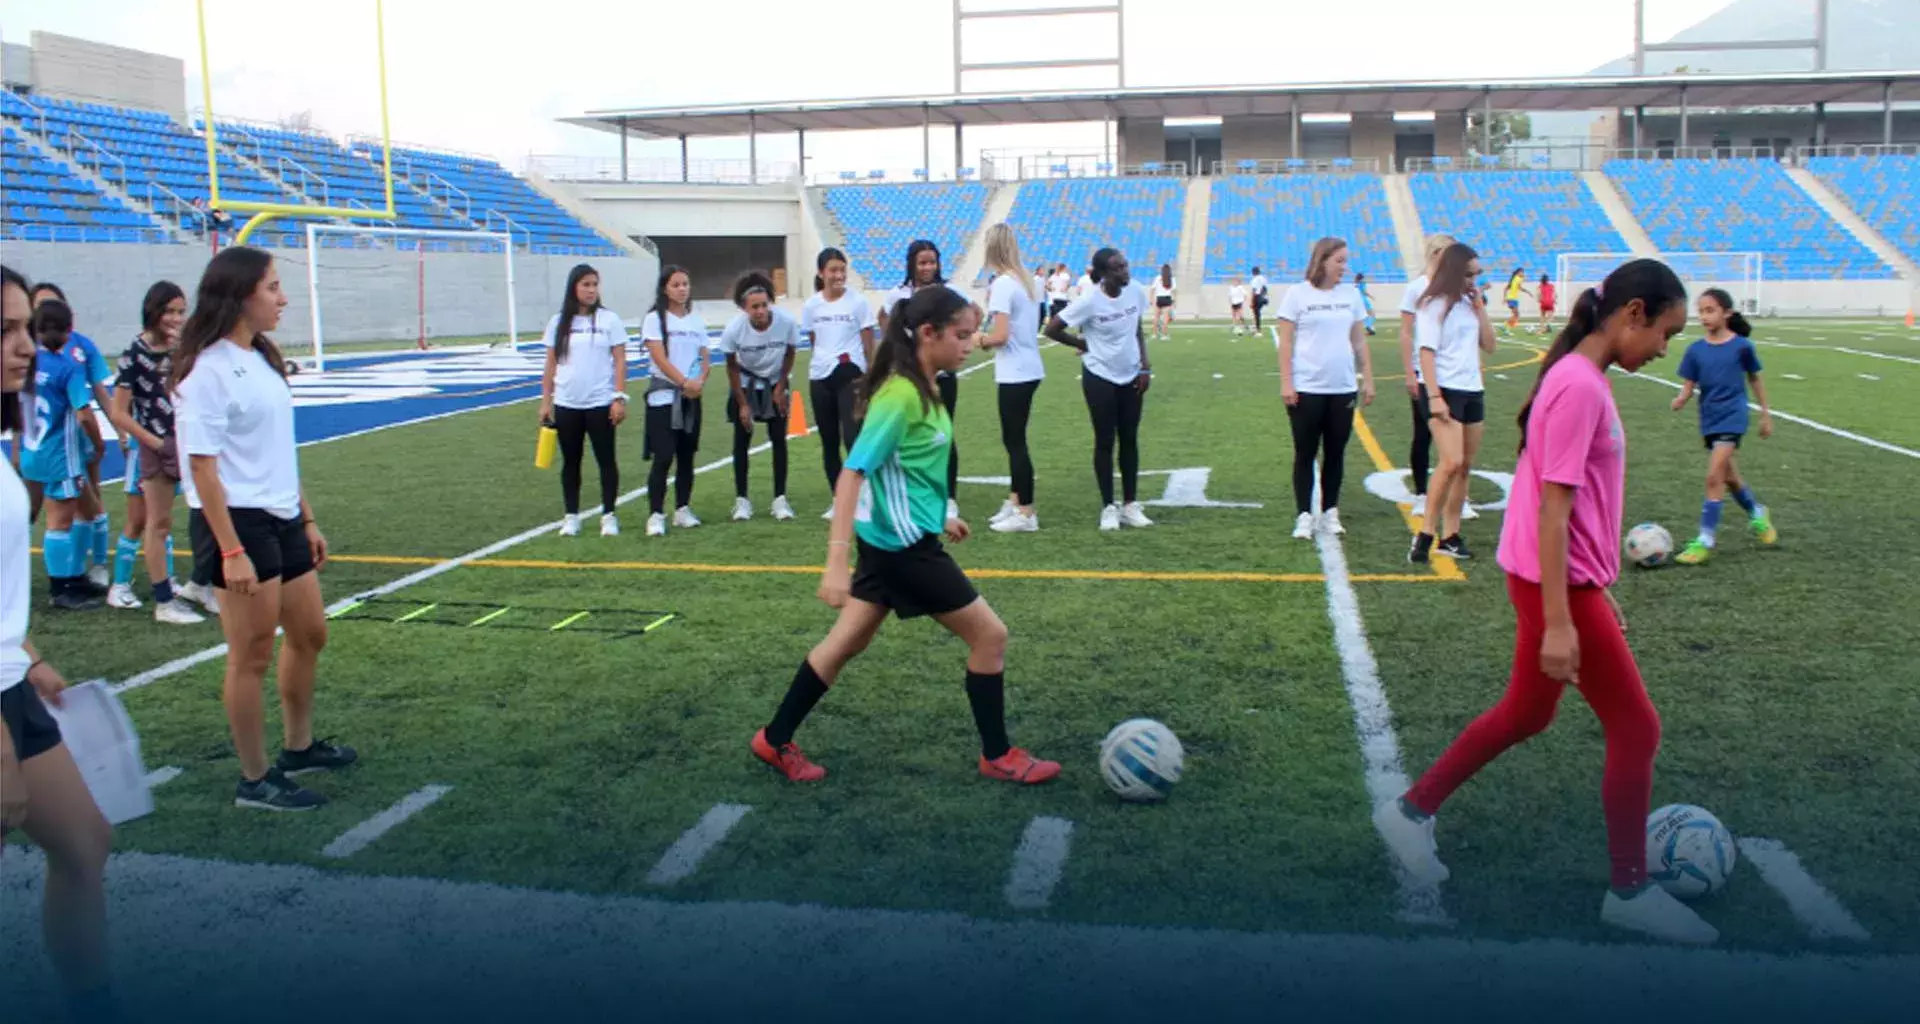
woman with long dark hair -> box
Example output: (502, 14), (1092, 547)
(717, 271), (798, 522)
(800, 247), (875, 518)
(1376, 260), (1715, 945)
(1150, 263), (1176, 340)
(1046, 246), (1154, 532)
(641, 265), (709, 537)
(1400, 233), (1455, 519)
(881, 240), (974, 520)
(538, 263), (628, 537)
(750, 285), (1058, 786)
(173, 246), (354, 812)
(1409, 242), (1497, 564)
(977, 223), (1044, 532)
(1275, 237), (1374, 539)
(1, 264), (119, 1022)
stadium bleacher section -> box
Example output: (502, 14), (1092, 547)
(1407, 170), (1625, 283)
(354, 141), (623, 256)
(1604, 158), (1894, 280)
(2, 125), (169, 243)
(1805, 154), (1920, 268)
(217, 123), (470, 233)
(820, 183), (991, 287)
(1207, 174), (1404, 284)
(1004, 178), (1184, 285)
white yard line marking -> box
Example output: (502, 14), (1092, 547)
(1858, 373), (1881, 381)
(645, 803), (753, 886)
(1758, 341), (1920, 367)
(1004, 815), (1075, 910)
(320, 785), (454, 860)
(142, 766), (182, 787)
(1737, 838), (1871, 942)
(1781, 373), (1806, 380)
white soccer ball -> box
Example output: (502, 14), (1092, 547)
(1099, 718), (1184, 802)
(1646, 803), (1737, 899)
(1625, 523), (1674, 568)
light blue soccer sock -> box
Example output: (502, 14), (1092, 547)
(69, 518), (94, 571)
(91, 513), (111, 566)
(113, 534), (140, 586)
(165, 535), (177, 580)
(1732, 486), (1759, 515)
(43, 529), (73, 581)
(1699, 499), (1723, 547)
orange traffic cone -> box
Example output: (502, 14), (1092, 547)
(786, 388), (810, 438)
(1907, 308), (1915, 329)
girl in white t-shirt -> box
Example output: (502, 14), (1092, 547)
(976, 223), (1045, 533)
(800, 247), (875, 516)
(1046, 265), (1072, 321)
(880, 240), (976, 520)
(1151, 264), (1176, 341)
(1047, 246), (1155, 532)
(1399, 233), (1455, 518)
(539, 263), (629, 538)
(717, 271), (799, 523)
(1409, 242), (1497, 564)
(173, 247), (354, 812)
(1, 263), (117, 1021)
(641, 265), (710, 536)
(1228, 277), (1250, 336)
(1275, 237), (1375, 539)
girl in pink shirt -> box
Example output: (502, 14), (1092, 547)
(1373, 260), (1717, 946)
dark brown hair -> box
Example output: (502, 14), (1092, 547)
(170, 246), (287, 391)
(1516, 258), (1686, 452)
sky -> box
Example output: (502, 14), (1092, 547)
(0, 0), (1738, 177)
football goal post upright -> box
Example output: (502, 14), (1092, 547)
(1556, 251), (1764, 314)
(304, 223), (517, 371)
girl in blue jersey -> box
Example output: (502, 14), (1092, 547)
(1670, 288), (1776, 564)
(29, 283), (114, 585)
(20, 300), (106, 610)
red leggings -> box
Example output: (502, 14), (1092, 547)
(1406, 574), (1662, 890)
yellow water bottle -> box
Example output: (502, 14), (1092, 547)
(534, 419), (559, 469)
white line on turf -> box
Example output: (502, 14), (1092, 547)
(645, 803), (753, 886)
(113, 359), (1000, 695)
(1758, 341), (1920, 367)
(1737, 838), (1871, 942)
(1859, 373), (1881, 381)
(143, 766), (182, 787)
(1004, 815), (1075, 910)
(320, 784), (454, 859)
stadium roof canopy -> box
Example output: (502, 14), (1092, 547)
(566, 70), (1920, 140)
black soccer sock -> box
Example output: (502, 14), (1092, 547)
(965, 671), (1011, 760)
(765, 658), (830, 748)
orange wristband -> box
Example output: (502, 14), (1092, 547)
(221, 546), (245, 559)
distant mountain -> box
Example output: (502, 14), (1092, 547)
(1590, 0), (1919, 75)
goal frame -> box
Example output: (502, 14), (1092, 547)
(304, 223), (518, 371)
(1555, 251), (1765, 314)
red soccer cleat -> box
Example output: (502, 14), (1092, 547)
(752, 728), (826, 782)
(979, 747), (1061, 785)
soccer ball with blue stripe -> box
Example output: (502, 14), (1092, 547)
(1099, 719), (1184, 802)
(1625, 523), (1674, 568)
(1646, 803), (1737, 899)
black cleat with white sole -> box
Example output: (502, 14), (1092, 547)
(235, 768), (327, 811)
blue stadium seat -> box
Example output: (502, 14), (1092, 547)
(1407, 170), (1626, 283)
(820, 183), (991, 287)
(217, 123), (470, 234)
(1207, 174), (1403, 283)
(1000, 178), (1184, 284)
(353, 141), (625, 255)
(1805, 154), (1920, 267)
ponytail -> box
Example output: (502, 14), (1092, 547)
(1702, 287), (1753, 338)
(814, 247), (846, 293)
(1516, 258), (1687, 452)
(866, 285), (969, 415)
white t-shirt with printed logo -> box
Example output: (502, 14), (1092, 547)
(1276, 282), (1365, 394)
(1416, 294), (1486, 392)
(987, 274), (1043, 384)
(801, 291), (875, 380)
(640, 309), (711, 408)
(1059, 282), (1148, 385)
(716, 308), (799, 383)
(542, 310), (628, 410)
(175, 339), (302, 519)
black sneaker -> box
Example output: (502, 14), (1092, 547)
(235, 768), (327, 811)
(1437, 534), (1473, 560)
(1407, 532), (1434, 565)
(277, 737), (359, 776)
(51, 589), (104, 611)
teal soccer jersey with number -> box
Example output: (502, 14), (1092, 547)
(844, 376), (952, 551)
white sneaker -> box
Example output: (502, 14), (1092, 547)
(1318, 508), (1345, 535)
(732, 497), (754, 522)
(1098, 504), (1122, 532)
(1600, 886), (1719, 945)
(1460, 502), (1480, 521)
(178, 580), (220, 615)
(87, 564), (110, 589)
(1372, 799), (1450, 886)
(107, 583), (143, 610)
(646, 512), (668, 537)
(673, 506), (701, 529)
(1292, 512), (1315, 539)
(821, 506), (835, 521)
(154, 599), (205, 625)
(989, 499), (1018, 524)
(559, 514), (580, 537)
(991, 511), (1038, 533)
(1410, 495), (1427, 519)
(1120, 502), (1154, 528)
(947, 499), (961, 521)
(600, 514), (620, 537)
(771, 496), (796, 521)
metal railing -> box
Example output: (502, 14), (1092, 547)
(218, 122), (267, 167)
(139, 181), (198, 231)
(425, 173), (473, 222)
(1791, 143), (1920, 164)
(52, 129), (128, 189)
(1213, 157), (1381, 176)
(275, 155), (331, 208)
(481, 208), (531, 249)
(2, 222), (176, 245)
(1602, 145), (1781, 163)
(528, 154), (800, 185)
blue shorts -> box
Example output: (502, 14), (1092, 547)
(1505, 299), (1520, 311)
(20, 445), (91, 499)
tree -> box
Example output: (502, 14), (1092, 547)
(279, 109), (315, 132)
(1465, 111), (1533, 155)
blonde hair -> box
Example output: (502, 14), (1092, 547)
(1305, 237), (1348, 289)
(1423, 233), (1455, 274)
(982, 223), (1035, 300)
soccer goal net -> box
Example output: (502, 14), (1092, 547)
(301, 223), (519, 371)
(1555, 251), (1765, 314)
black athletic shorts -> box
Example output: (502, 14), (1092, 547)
(1155, 296), (1173, 309)
(850, 535), (978, 620)
(1419, 387), (1486, 426)
(1704, 432), (1743, 449)
(2, 680), (63, 762)
(190, 507), (315, 589)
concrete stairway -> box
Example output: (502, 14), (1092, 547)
(1174, 177), (1212, 299)
(1579, 172), (1659, 257)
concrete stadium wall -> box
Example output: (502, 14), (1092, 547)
(4, 242), (657, 350)
(26, 31), (186, 122)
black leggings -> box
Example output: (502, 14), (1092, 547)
(810, 362), (862, 489)
(729, 392), (789, 499)
(998, 380), (1041, 505)
(939, 371), (959, 500)
(645, 401), (701, 515)
(554, 403), (617, 515)
(1252, 294), (1268, 331)
(1083, 374), (1143, 507)
(1287, 392), (1356, 514)
(1408, 394), (1433, 496)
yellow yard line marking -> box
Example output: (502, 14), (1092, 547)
(1373, 352), (1543, 383)
(467, 607), (511, 627)
(549, 611), (590, 631)
(1350, 411), (1467, 581)
(393, 602), (438, 622)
